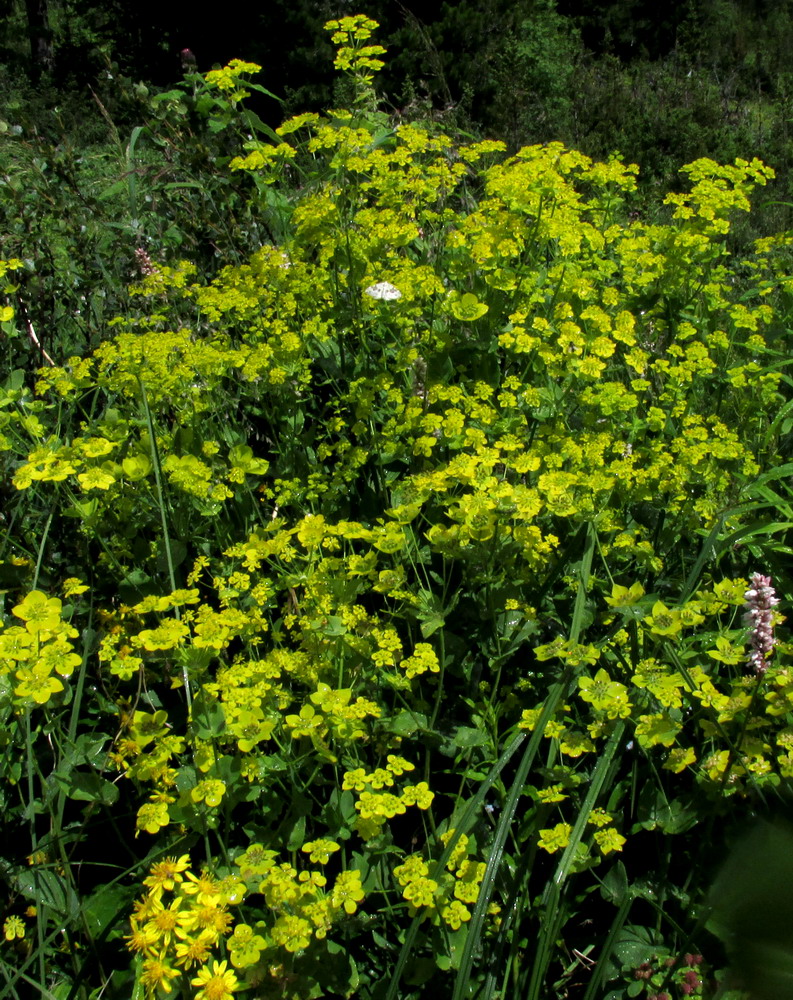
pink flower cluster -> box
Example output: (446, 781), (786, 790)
(743, 572), (779, 674)
(134, 247), (158, 278)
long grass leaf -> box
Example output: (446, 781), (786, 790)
(679, 514), (724, 602)
(526, 722), (625, 1000)
(581, 892), (635, 1000)
(451, 671), (577, 1000)
(385, 732), (529, 1000)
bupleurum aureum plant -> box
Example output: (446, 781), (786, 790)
(2, 13), (793, 1000)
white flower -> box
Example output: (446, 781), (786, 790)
(364, 281), (402, 301)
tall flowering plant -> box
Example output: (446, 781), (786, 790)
(744, 573), (780, 674)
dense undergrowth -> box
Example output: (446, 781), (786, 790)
(2, 15), (793, 1000)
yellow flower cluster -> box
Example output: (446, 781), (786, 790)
(128, 846), (365, 995)
(392, 831), (487, 929)
(0, 591), (81, 707)
(518, 577), (790, 801)
(342, 757), (434, 839)
(127, 856), (240, 997)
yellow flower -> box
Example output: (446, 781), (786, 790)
(330, 870), (365, 914)
(401, 781), (434, 809)
(182, 870), (222, 905)
(296, 513), (327, 548)
(441, 900), (471, 929)
(174, 932), (214, 969)
(141, 956), (180, 994)
(663, 747), (696, 773)
(146, 895), (185, 947)
(142, 854), (191, 897)
(587, 808), (613, 828)
(191, 958), (239, 999)
(593, 827), (627, 854)
(136, 797), (173, 835)
(403, 877), (438, 908)
(536, 784), (567, 804)
(77, 467), (115, 490)
(228, 923), (267, 968)
(644, 600), (684, 637)
(577, 668), (632, 718)
(14, 661), (66, 706)
(301, 839), (341, 864)
(538, 823), (573, 854)
(270, 914), (312, 952)
(125, 916), (159, 954)
(12, 591), (62, 633)
(191, 779), (227, 808)
(3, 915), (25, 941)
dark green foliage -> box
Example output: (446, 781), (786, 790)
(709, 820), (793, 1000)
(6, 0), (793, 244)
(0, 59), (283, 372)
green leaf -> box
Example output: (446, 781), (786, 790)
(601, 861), (629, 905)
(156, 538), (187, 574)
(635, 788), (697, 834)
(286, 813), (307, 851)
(229, 444), (254, 467)
(420, 614), (445, 638)
(309, 615), (346, 636)
(174, 765), (198, 793)
(97, 179), (128, 202)
(613, 925), (658, 967)
(82, 883), (135, 940)
(122, 454), (152, 480)
(190, 689), (226, 739)
(53, 769), (119, 806)
(404, 957), (436, 986)
(441, 726), (488, 755)
(380, 711), (429, 736)
(447, 924), (470, 970)
(15, 868), (79, 921)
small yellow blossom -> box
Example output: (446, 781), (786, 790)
(191, 958), (239, 999)
(538, 823), (573, 854)
(3, 916), (25, 941)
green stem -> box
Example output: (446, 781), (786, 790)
(138, 378), (191, 711)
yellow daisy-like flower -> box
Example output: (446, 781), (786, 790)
(125, 916), (159, 954)
(141, 956), (180, 994)
(182, 870), (222, 904)
(143, 854), (191, 897)
(174, 931), (214, 969)
(191, 959), (239, 999)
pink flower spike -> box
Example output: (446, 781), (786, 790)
(134, 247), (158, 278)
(743, 572), (779, 674)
